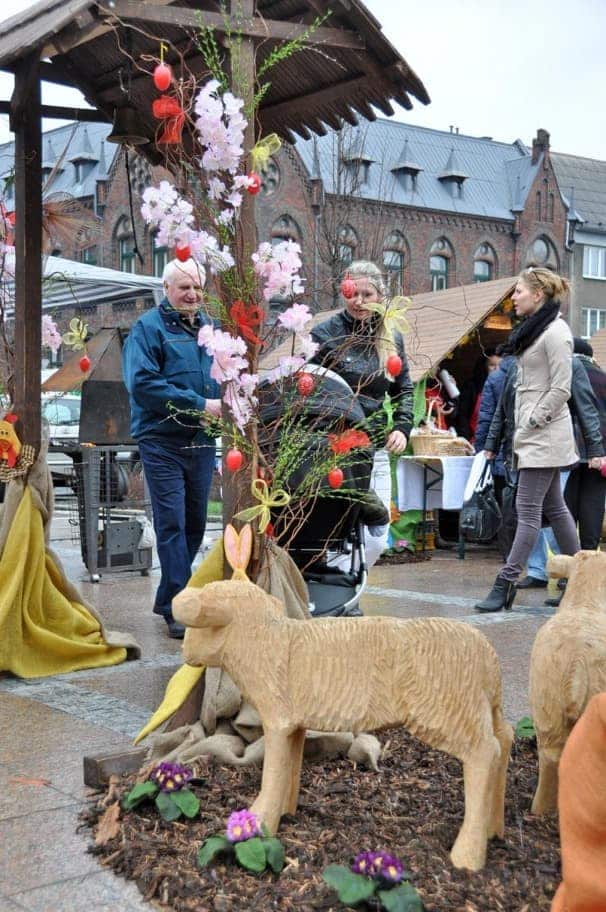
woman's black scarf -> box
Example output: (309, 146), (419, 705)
(501, 299), (560, 356)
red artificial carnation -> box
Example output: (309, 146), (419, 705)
(328, 429), (371, 455)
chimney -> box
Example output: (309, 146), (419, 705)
(531, 128), (550, 165)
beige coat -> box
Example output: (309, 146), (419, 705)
(513, 316), (578, 469)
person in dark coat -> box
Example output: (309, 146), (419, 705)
(457, 348), (500, 443)
(474, 345), (515, 502)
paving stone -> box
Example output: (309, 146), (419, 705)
(9, 870), (150, 912)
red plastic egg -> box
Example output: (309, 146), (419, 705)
(247, 173), (262, 195)
(296, 373), (315, 397)
(327, 467), (344, 489)
(153, 63), (172, 91)
(175, 244), (191, 262)
(340, 275), (357, 300)
(386, 354), (403, 377)
(79, 354), (91, 373)
(225, 448), (244, 472)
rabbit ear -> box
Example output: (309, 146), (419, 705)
(223, 523), (252, 579)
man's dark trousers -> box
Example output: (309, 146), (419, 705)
(139, 437), (215, 621)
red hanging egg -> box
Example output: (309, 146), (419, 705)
(225, 448), (244, 472)
(265, 522), (275, 538)
(175, 244), (191, 262)
(247, 173), (262, 195)
(296, 373), (315, 397)
(327, 467), (344, 489)
(153, 63), (172, 91)
(386, 354), (403, 377)
(79, 354), (91, 373)
(340, 275), (357, 300)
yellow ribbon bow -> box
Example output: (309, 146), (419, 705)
(362, 295), (411, 378)
(62, 317), (88, 351)
(234, 478), (290, 533)
(249, 133), (282, 174)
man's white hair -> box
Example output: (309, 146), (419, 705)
(162, 258), (207, 288)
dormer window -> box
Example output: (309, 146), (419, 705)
(438, 148), (468, 199)
(391, 138), (423, 192)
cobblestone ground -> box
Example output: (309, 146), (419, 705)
(0, 499), (558, 911)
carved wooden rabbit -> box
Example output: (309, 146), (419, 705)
(174, 525), (512, 871)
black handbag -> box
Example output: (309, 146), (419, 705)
(498, 476), (517, 559)
(459, 463), (502, 543)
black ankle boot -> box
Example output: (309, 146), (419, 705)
(474, 576), (516, 613)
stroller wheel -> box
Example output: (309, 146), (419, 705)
(343, 602), (364, 617)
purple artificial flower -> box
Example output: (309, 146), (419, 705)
(150, 761), (193, 793)
(226, 809), (261, 843)
(352, 851), (405, 884)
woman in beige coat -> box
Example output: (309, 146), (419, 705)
(475, 267), (580, 612)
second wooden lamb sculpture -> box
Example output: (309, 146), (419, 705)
(173, 526), (512, 872)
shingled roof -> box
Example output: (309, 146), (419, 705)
(552, 151), (606, 233)
(0, 0), (430, 157)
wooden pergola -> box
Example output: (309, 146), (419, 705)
(0, 0), (429, 453)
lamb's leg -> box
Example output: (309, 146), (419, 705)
(283, 728), (306, 816)
(531, 739), (561, 815)
(450, 739), (499, 871)
(487, 715), (513, 839)
(249, 729), (292, 834)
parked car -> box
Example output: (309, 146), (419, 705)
(43, 394), (81, 485)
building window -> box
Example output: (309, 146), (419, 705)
(337, 224), (358, 268)
(80, 246), (97, 265)
(430, 256), (448, 290)
(271, 214), (300, 246)
(383, 230), (408, 296)
(583, 245), (606, 280)
(526, 235), (559, 271)
(260, 159), (280, 196)
(548, 192), (555, 222)
(473, 242), (496, 283)
(536, 191), (542, 220)
(582, 307), (606, 339)
(153, 245), (169, 277)
(119, 238), (136, 273)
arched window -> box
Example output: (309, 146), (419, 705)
(429, 237), (453, 291)
(151, 231), (168, 277)
(525, 235), (559, 271)
(383, 230), (408, 296)
(337, 224), (358, 268)
(260, 159), (280, 196)
(271, 214), (300, 246)
(536, 190), (542, 220)
(548, 193), (555, 222)
(115, 216), (136, 273)
(473, 242), (497, 283)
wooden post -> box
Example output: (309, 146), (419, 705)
(10, 53), (42, 451)
(221, 0), (260, 565)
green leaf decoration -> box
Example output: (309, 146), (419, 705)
(155, 790), (182, 822)
(171, 788), (200, 819)
(322, 865), (377, 905)
(197, 835), (231, 868)
(515, 716), (536, 739)
(378, 882), (425, 912)
(234, 837), (267, 873)
(122, 780), (158, 810)
(382, 393), (395, 432)
(263, 837), (285, 873)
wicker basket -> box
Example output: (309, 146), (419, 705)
(410, 430), (474, 457)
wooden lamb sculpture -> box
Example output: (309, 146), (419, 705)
(530, 549), (606, 815)
(173, 525), (513, 872)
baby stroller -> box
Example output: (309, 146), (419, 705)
(258, 367), (383, 617)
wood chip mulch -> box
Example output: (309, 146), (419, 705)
(82, 730), (560, 912)
(375, 551), (433, 566)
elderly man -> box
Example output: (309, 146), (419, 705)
(123, 258), (221, 638)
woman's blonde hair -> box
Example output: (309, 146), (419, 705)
(341, 260), (387, 298)
(519, 267), (570, 301)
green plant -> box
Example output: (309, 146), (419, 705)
(515, 716), (536, 740)
(198, 809), (285, 874)
(323, 852), (425, 910)
(122, 762), (201, 822)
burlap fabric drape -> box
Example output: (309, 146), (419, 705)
(144, 538), (381, 770)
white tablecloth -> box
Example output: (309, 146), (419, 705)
(396, 455), (476, 511)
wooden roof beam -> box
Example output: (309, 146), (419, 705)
(262, 74), (374, 123)
(100, 1), (366, 50)
(0, 99), (109, 122)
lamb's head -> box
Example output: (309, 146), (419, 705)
(172, 580), (285, 667)
(547, 550), (606, 611)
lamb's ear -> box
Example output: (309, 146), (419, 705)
(224, 523), (252, 580)
(547, 555), (574, 579)
(172, 586), (235, 628)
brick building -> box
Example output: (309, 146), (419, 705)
(1, 117), (600, 346)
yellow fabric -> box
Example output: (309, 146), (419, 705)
(0, 487), (127, 678)
(134, 537), (226, 743)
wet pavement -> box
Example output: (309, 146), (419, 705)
(0, 506), (558, 911)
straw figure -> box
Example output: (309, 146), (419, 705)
(530, 550), (606, 815)
(173, 524), (512, 871)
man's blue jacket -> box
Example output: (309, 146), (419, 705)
(122, 300), (220, 442)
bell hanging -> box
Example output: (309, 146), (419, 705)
(107, 107), (150, 145)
